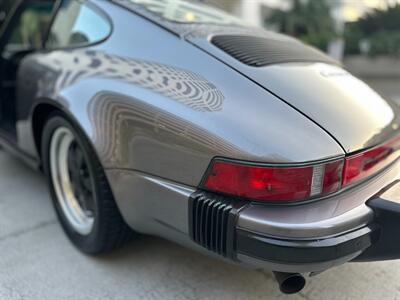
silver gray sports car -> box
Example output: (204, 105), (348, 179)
(1, 0), (400, 294)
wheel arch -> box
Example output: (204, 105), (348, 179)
(35, 101), (134, 253)
(31, 100), (96, 164)
(31, 99), (136, 236)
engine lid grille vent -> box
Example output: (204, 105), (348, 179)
(211, 35), (338, 67)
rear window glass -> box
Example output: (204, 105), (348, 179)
(121, 0), (245, 26)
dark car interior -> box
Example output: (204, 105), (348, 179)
(0, 0), (12, 27)
(0, 0), (54, 138)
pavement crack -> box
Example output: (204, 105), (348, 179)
(0, 219), (57, 243)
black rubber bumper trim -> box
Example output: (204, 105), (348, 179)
(189, 191), (248, 259)
(354, 181), (400, 261)
(236, 225), (379, 264)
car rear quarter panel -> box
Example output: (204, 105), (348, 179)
(16, 0), (344, 188)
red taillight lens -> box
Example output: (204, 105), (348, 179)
(343, 136), (400, 187)
(202, 135), (400, 203)
(202, 160), (343, 202)
(323, 160), (345, 194)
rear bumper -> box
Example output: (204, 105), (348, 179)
(189, 187), (400, 273)
(236, 224), (378, 273)
(236, 180), (400, 272)
(189, 159), (400, 273)
(107, 158), (400, 273)
(189, 191), (377, 273)
(232, 197), (374, 273)
(237, 224), (376, 265)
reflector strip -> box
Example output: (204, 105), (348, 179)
(311, 165), (325, 196)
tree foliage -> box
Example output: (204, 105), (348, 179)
(345, 4), (400, 56)
(266, 0), (337, 51)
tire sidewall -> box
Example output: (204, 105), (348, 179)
(41, 113), (104, 253)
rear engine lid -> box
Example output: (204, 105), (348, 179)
(187, 31), (400, 153)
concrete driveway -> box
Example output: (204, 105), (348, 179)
(1, 150), (400, 300)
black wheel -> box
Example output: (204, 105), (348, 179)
(41, 112), (134, 254)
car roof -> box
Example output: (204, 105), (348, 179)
(110, 0), (250, 37)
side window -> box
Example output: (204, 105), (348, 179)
(46, 0), (111, 48)
(2, 2), (54, 58)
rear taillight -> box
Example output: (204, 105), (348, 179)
(342, 135), (400, 187)
(202, 135), (400, 203)
(202, 159), (343, 202)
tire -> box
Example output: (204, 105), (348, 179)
(41, 112), (134, 254)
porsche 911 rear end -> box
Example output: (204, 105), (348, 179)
(22, 0), (400, 295)
(183, 32), (400, 292)
(190, 146), (400, 291)
(98, 0), (400, 294)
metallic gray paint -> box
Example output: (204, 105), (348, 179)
(17, 1), (344, 186)
(105, 169), (194, 237)
(190, 38), (400, 153)
(238, 203), (373, 240)
(4, 0), (400, 273)
(115, 0), (400, 152)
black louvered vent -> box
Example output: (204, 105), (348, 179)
(189, 192), (239, 257)
(211, 35), (338, 67)
(189, 192), (248, 258)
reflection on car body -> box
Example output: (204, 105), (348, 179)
(1, 0), (400, 295)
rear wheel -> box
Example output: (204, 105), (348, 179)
(41, 113), (133, 254)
